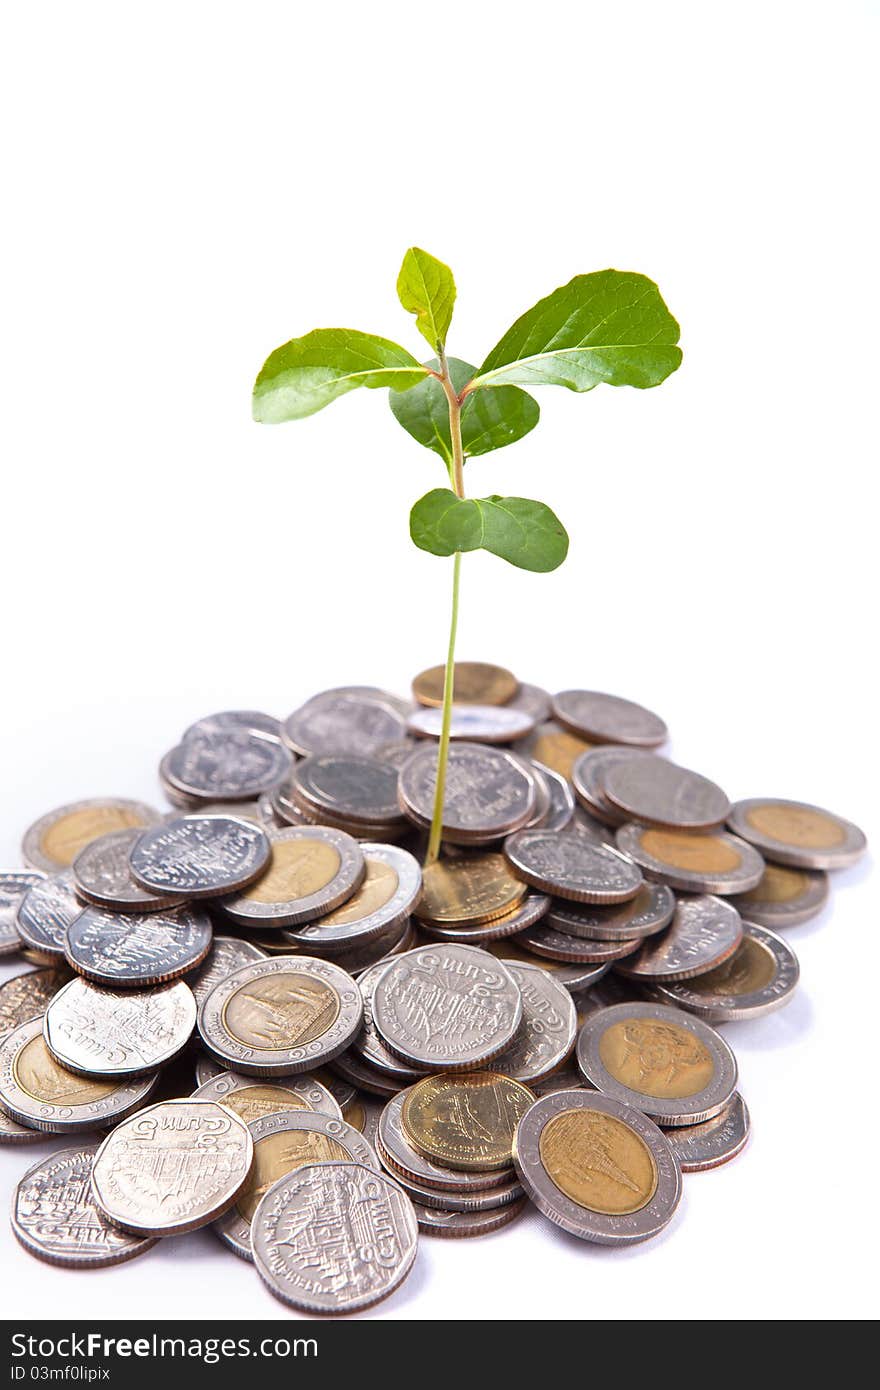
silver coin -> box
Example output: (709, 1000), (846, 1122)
(389, 1170), (524, 1213)
(414, 1198), (528, 1237)
(416, 891), (551, 944)
(73, 829), (180, 912)
(407, 704), (537, 743)
(485, 941), (612, 993)
(310, 917), (415, 976)
(374, 739), (419, 770)
(277, 844), (419, 948)
(663, 1092), (750, 1172)
(553, 690), (668, 748)
(343, 1092), (383, 1147)
(614, 823), (766, 895)
(504, 829), (643, 904)
(604, 758), (730, 831)
(571, 806), (619, 847)
(0, 1106), (46, 1144)
(194, 1052), (224, 1087)
(162, 796), (268, 824)
(256, 792), (286, 830)
(0, 873), (44, 956)
(192, 1070), (342, 1122)
(12, 1147), (157, 1267)
(534, 763), (575, 832)
(14, 872), (84, 963)
(0, 967), (68, 1039)
(529, 1061), (585, 1098)
(252, 1159), (418, 1314)
(187, 935), (267, 1010)
(218, 825), (365, 928)
(21, 799), (162, 875)
(182, 710), (282, 744)
(291, 754), (405, 826)
(65, 904), (212, 987)
(43, 977), (196, 1078)
(572, 746), (665, 826)
(728, 863), (829, 929)
(399, 743), (536, 844)
(515, 921), (642, 964)
(508, 683), (552, 723)
(648, 920), (799, 1021)
(350, 961), (424, 1083)
(130, 815), (271, 898)
(376, 1090), (515, 1193)
(489, 962), (577, 1083)
(282, 692), (408, 759)
(512, 1089), (682, 1244)
(614, 895), (744, 982)
(576, 1000), (738, 1125)
(518, 758), (553, 829)
(371, 944), (522, 1070)
(160, 731), (292, 803)
(727, 797), (867, 870)
(0, 1016), (158, 1133)
(214, 1109), (380, 1262)
(330, 1048), (408, 1098)
(547, 882), (675, 941)
(91, 1099), (254, 1236)
(198, 955), (364, 1076)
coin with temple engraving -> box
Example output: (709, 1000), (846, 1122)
(615, 824), (765, 895)
(0, 968), (68, 1041)
(512, 1089), (682, 1244)
(129, 815), (271, 898)
(252, 1160), (418, 1314)
(219, 825), (365, 928)
(504, 829), (643, 904)
(282, 844), (420, 948)
(0, 1016), (158, 1133)
(729, 863), (829, 929)
(182, 710), (282, 745)
(282, 691), (408, 758)
(412, 661), (518, 708)
(647, 920), (799, 1021)
(401, 1072), (535, 1172)
(576, 1001), (738, 1125)
(291, 755), (404, 826)
(614, 895), (743, 982)
(43, 977), (196, 1078)
(73, 829), (180, 912)
(663, 1092), (750, 1172)
(417, 891), (551, 944)
(546, 882), (675, 942)
(160, 731), (292, 803)
(198, 956), (363, 1076)
(0, 873), (45, 955)
(12, 1147), (157, 1267)
(488, 962), (578, 1082)
(417, 853), (527, 928)
(371, 944), (522, 1071)
(398, 743), (536, 844)
(552, 691), (668, 749)
(727, 797), (867, 870)
(91, 1099), (254, 1236)
(377, 1090), (518, 1193)
(64, 904), (212, 987)
(191, 1070), (342, 1122)
(187, 936), (267, 1010)
(14, 872), (86, 964)
(349, 961), (424, 1083)
(213, 1108), (380, 1261)
(22, 799), (162, 875)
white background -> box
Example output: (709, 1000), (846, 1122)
(1, 1), (877, 1322)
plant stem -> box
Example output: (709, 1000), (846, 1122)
(425, 350), (466, 866)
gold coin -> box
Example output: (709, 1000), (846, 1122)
(539, 1107), (657, 1215)
(240, 838), (341, 904)
(418, 854), (527, 926)
(687, 935), (777, 996)
(639, 829), (742, 874)
(236, 1129), (350, 1222)
(528, 725), (594, 780)
(412, 662), (519, 708)
(598, 1017), (715, 1099)
(401, 1072), (535, 1171)
(222, 972), (340, 1050)
(41, 807), (150, 867)
(210, 1083), (313, 1125)
(13, 1035), (116, 1105)
(745, 802), (845, 851)
(739, 863), (809, 905)
(316, 859), (397, 925)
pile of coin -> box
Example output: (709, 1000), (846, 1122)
(0, 670), (867, 1314)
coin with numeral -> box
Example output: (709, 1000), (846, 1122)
(12, 1147), (157, 1266)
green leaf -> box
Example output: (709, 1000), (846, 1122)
(410, 488), (569, 572)
(389, 358), (540, 465)
(470, 270), (681, 393)
(396, 247), (456, 351)
(253, 328), (429, 423)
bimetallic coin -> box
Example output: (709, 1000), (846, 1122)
(44, 978), (196, 1078)
(552, 691), (668, 749)
(489, 963), (578, 1083)
(535, 763), (575, 832)
(412, 661), (519, 708)
(513, 1089), (682, 1244)
(571, 746), (658, 826)
(182, 710), (282, 744)
(417, 853), (527, 928)
(160, 731), (292, 803)
(371, 944), (522, 1071)
(91, 1100), (253, 1236)
(14, 872), (84, 964)
(663, 1093), (750, 1172)
(22, 799), (161, 875)
(65, 904), (212, 987)
(0, 873), (44, 955)
(729, 863), (829, 929)
(615, 824), (765, 895)
(504, 829), (644, 905)
(187, 935), (267, 1010)
(343, 1093), (383, 1149)
(214, 1109), (380, 1261)
(0, 967), (68, 1039)
(198, 956), (363, 1076)
(407, 704), (536, 743)
(576, 1001), (738, 1126)
(377, 1091), (522, 1194)
(351, 961), (424, 1083)
(727, 798), (867, 870)
(417, 891), (551, 944)
(515, 921), (641, 964)
(547, 882), (675, 942)
(0, 1017), (157, 1134)
(401, 1072), (534, 1172)
(219, 826), (365, 929)
(399, 743), (536, 845)
(648, 920), (799, 1022)
(291, 754), (405, 827)
(414, 1199), (528, 1237)
(72, 829), (180, 912)
(192, 1070), (342, 1122)
(282, 844), (420, 948)
(521, 723), (594, 782)
(604, 758), (730, 832)
(12, 1148), (157, 1267)
(614, 895), (743, 982)
(252, 1161), (418, 1314)
(282, 691), (408, 759)
(130, 816), (271, 898)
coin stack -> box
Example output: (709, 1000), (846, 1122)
(0, 672), (867, 1313)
